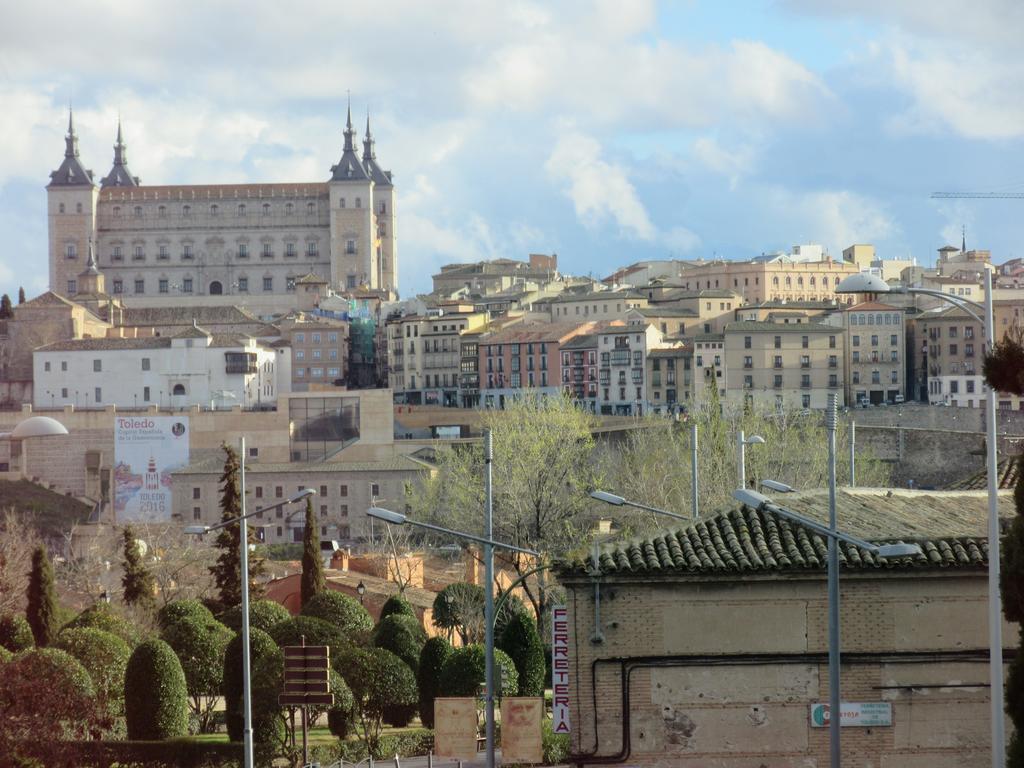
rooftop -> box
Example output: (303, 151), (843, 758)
(724, 320), (840, 333)
(480, 322), (593, 345)
(946, 457), (1021, 491)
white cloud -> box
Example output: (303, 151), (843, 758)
(692, 137), (756, 188)
(767, 188), (896, 253)
(545, 131), (656, 241)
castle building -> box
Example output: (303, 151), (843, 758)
(47, 106), (397, 312)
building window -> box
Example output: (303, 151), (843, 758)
(133, 205), (142, 217)
(371, 483), (380, 497)
(238, 243), (248, 259)
(263, 277), (273, 292)
(112, 246), (123, 262)
(112, 279), (123, 294)
(744, 336), (751, 349)
(133, 245), (145, 261)
(67, 279), (77, 294)
(193, 487), (201, 500)
(774, 336), (781, 349)
(238, 277), (248, 292)
(345, 239), (356, 255)
(355, 197), (362, 209)
(307, 202), (315, 215)
(143, 386), (150, 401)
(263, 242), (272, 258)
(802, 335), (809, 349)
(182, 278), (193, 293)
(158, 244), (169, 260)
(93, 359), (102, 372)
(65, 243), (77, 260)
(210, 204), (219, 216)
(286, 242), (296, 258)
(340, 484), (348, 497)
(183, 244), (194, 260)
(141, 358), (150, 371)
(134, 279), (145, 294)
(159, 279), (169, 294)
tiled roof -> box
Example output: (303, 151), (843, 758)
(846, 301), (901, 311)
(946, 457), (1021, 491)
(562, 334), (597, 350)
(99, 183), (329, 201)
(480, 322), (593, 345)
(562, 505), (989, 578)
(633, 307), (698, 318)
(724, 320), (839, 333)
(36, 337), (171, 352)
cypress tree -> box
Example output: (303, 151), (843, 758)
(121, 524), (156, 610)
(1003, 454), (1024, 765)
(300, 496), (326, 607)
(0, 293), (12, 319)
(26, 545), (58, 646)
(209, 444), (265, 609)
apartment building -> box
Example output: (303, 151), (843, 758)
(478, 322), (593, 408)
(431, 254), (558, 297)
(693, 333), (726, 400)
(278, 313), (349, 390)
(549, 289), (648, 320)
(644, 289), (743, 335)
(560, 333), (599, 411)
(386, 305), (488, 405)
(733, 300), (839, 324)
(724, 321), (845, 411)
(628, 307), (697, 340)
(674, 259), (858, 305)
(594, 322), (663, 416)
(646, 345), (692, 414)
(843, 302), (905, 405)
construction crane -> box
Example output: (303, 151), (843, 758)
(931, 192), (1024, 199)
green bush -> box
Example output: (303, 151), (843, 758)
(0, 645), (12, 663)
(161, 614), (233, 733)
(124, 638), (189, 740)
(269, 615), (349, 658)
(310, 728), (434, 764)
(54, 627), (131, 714)
(223, 628), (284, 747)
(542, 718), (571, 765)
(63, 603), (140, 647)
(417, 636), (452, 728)
(157, 599), (214, 630)
(498, 612), (545, 696)
(323, 669), (356, 740)
(300, 590), (373, 637)
(439, 644), (518, 698)
(379, 594), (416, 621)
(373, 613), (427, 674)
(17, 739), (243, 767)
(216, 599), (291, 633)
(0, 613), (34, 652)
(339, 646), (419, 756)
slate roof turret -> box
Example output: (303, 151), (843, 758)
(48, 108), (95, 188)
(362, 112), (393, 187)
(329, 102), (371, 183)
(100, 118), (140, 188)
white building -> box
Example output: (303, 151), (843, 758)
(595, 321), (663, 416)
(33, 323), (285, 410)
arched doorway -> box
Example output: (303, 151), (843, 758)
(209, 281), (223, 295)
(172, 384), (186, 396)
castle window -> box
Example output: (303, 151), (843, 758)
(307, 202), (315, 215)
(67, 279), (77, 294)
(182, 278), (193, 293)
(355, 197), (361, 208)
(210, 204), (219, 216)
(112, 280), (123, 294)
(380, 202), (386, 214)
(133, 206), (142, 217)
(173, 384), (186, 396)
(287, 277), (297, 292)
(262, 203), (270, 215)
(113, 206), (121, 216)
(158, 205), (166, 217)
(263, 277), (273, 292)
(182, 244), (194, 260)
(286, 242), (296, 258)
(345, 240), (356, 255)
(339, 198), (345, 208)
(237, 204), (246, 216)
(112, 246), (123, 261)
(65, 243), (76, 259)
(238, 243), (248, 259)
(238, 277), (248, 292)
(134, 279), (145, 294)
(77, 203), (83, 213)
(58, 203), (65, 213)
(133, 245), (144, 261)
(285, 203), (294, 216)
(158, 245), (169, 260)
(159, 279), (169, 294)
(262, 242), (272, 258)
(182, 205), (191, 217)
(307, 242), (318, 257)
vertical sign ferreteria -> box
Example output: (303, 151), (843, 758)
(551, 605), (571, 734)
(434, 697), (478, 759)
(501, 697), (543, 763)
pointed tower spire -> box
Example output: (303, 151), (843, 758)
(362, 109), (376, 162)
(65, 106), (79, 159)
(343, 95), (355, 152)
(84, 239), (99, 275)
(101, 118), (139, 188)
(49, 107), (94, 187)
(962, 225), (967, 253)
(330, 96), (370, 182)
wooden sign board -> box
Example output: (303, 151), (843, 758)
(434, 697), (478, 759)
(283, 645), (329, 658)
(279, 693), (334, 706)
(501, 697), (543, 764)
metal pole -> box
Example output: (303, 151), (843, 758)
(985, 269), (1006, 768)
(239, 436), (254, 768)
(301, 704), (308, 768)
(826, 394), (840, 767)
(690, 422), (699, 520)
(849, 420), (856, 488)
(483, 429), (496, 768)
(737, 429), (746, 490)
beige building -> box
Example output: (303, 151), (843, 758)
(278, 313), (349, 390)
(431, 254), (558, 297)
(645, 345), (692, 414)
(842, 243), (875, 270)
(843, 301), (905, 405)
(724, 320), (845, 410)
(673, 259), (859, 305)
(733, 299), (839, 324)
(47, 107), (397, 310)
(549, 289), (648, 321)
(558, 488), (1014, 768)
(693, 333), (727, 401)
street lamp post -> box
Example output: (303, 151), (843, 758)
(737, 430), (765, 490)
(185, 470), (315, 768)
(365, 505), (538, 768)
(356, 580), (366, 606)
(0, 415), (70, 479)
(589, 489), (693, 523)
(837, 270), (1005, 768)
(734, 487), (921, 768)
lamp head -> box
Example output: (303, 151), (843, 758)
(733, 488), (771, 510)
(288, 488), (316, 503)
(835, 273), (892, 294)
(9, 416), (70, 439)
(183, 525), (209, 536)
(875, 542), (923, 558)
(761, 479), (797, 493)
(367, 506), (406, 525)
(746, 435), (766, 445)
(590, 490), (626, 506)
(356, 580), (366, 595)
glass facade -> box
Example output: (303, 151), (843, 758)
(289, 396), (360, 461)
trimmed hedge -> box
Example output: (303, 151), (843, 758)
(439, 644), (518, 698)
(340, 646), (419, 735)
(268, 615), (348, 656)
(372, 613), (426, 674)
(0, 613), (34, 652)
(54, 627), (131, 712)
(14, 739), (243, 767)
(223, 628), (284, 746)
(161, 614), (233, 701)
(498, 612), (546, 696)
(379, 594), (416, 621)
(323, 669), (356, 740)
(63, 603), (140, 647)
(0, 645), (12, 663)
(157, 599), (214, 630)
(417, 636), (452, 728)
(300, 590), (373, 636)
(216, 599), (291, 633)
(124, 638), (189, 740)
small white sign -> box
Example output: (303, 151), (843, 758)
(551, 605), (571, 734)
(810, 702), (892, 728)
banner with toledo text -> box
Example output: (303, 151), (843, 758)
(551, 604), (571, 734)
(114, 416), (189, 522)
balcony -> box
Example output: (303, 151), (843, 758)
(225, 352), (258, 375)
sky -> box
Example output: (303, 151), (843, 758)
(1, 0), (1023, 299)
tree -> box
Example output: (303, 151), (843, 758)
(124, 638), (189, 739)
(26, 545), (58, 646)
(122, 524), (157, 610)
(217, 598), (291, 633)
(1003, 453), (1024, 764)
(432, 582), (485, 643)
(54, 627), (131, 720)
(161, 613), (233, 733)
(209, 445), (265, 610)
(17, 286), (25, 305)
(498, 612), (545, 696)
(417, 636), (452, 728)
(439, 644), (518, 698)
(223, 628), (285, 750)
(416, 396), (599, 632)
(0, 510), (40, 616)
(300, 497), (326, 608)
(325, 669), (357, 739)
(0, 294), (12, 319)
(64, 602), (140, 647)
(158, 598), (214, 630)
(300, 590), (374, 637)
(340, 646), (418, 757)
(379, 593), (416, 621)
(372, 613), (426, 674)
(268, 615), (348, 656)
(0, 647), (105, 763)
(0, 613), (34, 652)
